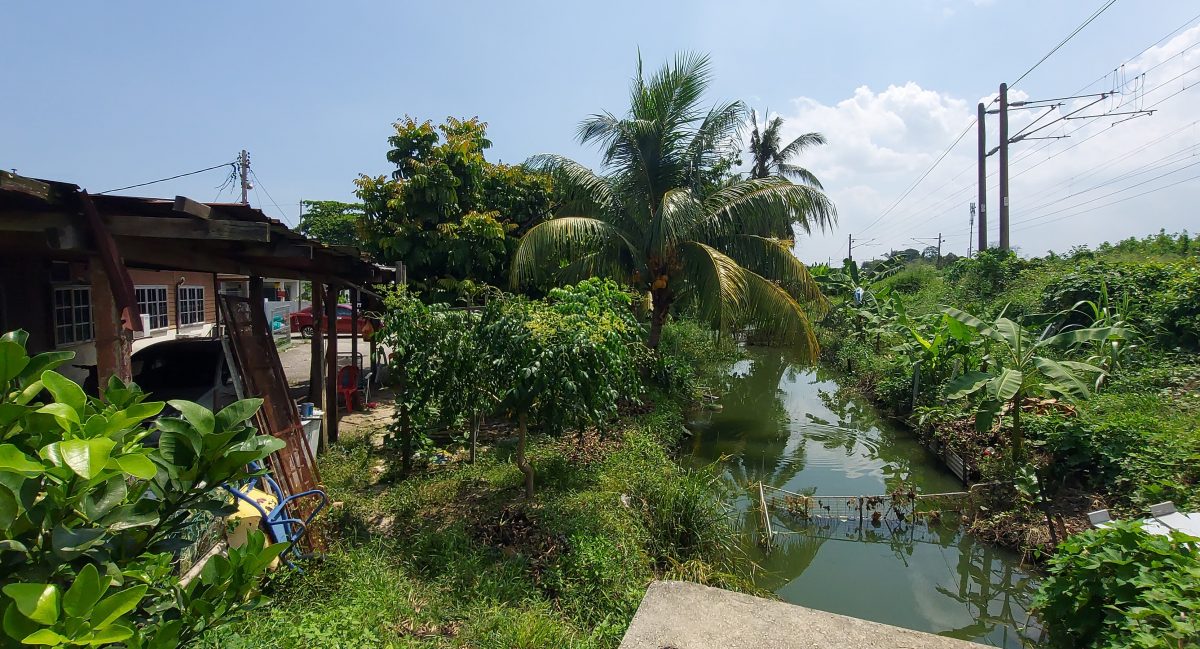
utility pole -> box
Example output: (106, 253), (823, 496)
(847, 233), (853, 262)
(238, 149), (251, 205)
(979, 84), (1153, 255)
(968, 202), (976, 258)
(976, 102), (987, 254)
(997, 84), (1010, 252)
(937, 232), (943, 267)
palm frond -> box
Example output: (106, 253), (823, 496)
(702, 177), (836, 239)
(713, 234), (828, 316)
(678, 242), (820, 361)
(651, 188), (705, 256)
(776, 163), (824, 189)
(678, 241), (747, 333)
(688, 99), (746, 182)
(741, 269), (819, 362)
(778, 131), (827, 160)
(511, 217), (641, 288)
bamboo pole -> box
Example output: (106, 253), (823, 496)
(758, 481), (774, 552)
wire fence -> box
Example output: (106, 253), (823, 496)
(757, 482), (1013, 549)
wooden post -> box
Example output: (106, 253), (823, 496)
(89, 257), (132, 387)
(324, 283), (339, 445)
(309, 281), (326, 452)
(349, 287), (359, 375)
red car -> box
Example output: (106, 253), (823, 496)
(290, 304), (355, 338)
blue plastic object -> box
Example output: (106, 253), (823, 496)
(223, 461), (327, 568)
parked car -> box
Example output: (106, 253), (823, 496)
(131, 338), (238, 415)
(289, 304), (378, 338)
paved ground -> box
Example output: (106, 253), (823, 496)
(278, 333), (396, 433)
(277, 333), (376, 388)
(619, 581), (987, 649)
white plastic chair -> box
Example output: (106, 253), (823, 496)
(1087, 509), (1111, 527)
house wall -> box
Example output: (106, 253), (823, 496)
(127, 269), (217, 332)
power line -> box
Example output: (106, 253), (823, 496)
(857, 120), (975, 236)
(1010, 0), (1119, 90)
(98, 162), (236, 195)
(249, 168), (289, 224)
(1012, 157), (1200, 227)
(1010, 169), (1200, 233)
(860, 0), (1120, 239)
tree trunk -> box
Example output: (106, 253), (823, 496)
(516, 411), (534, 498)
(399, 373), (413, 475)
(647, 291), (672, 349)
(469, 411), (481, 464)
(1010, 400), (1023, 461)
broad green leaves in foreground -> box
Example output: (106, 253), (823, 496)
(0, 329), (285, 646)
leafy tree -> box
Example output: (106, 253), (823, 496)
(512, 53), (836, 357)
(296, 200), (364, 247)
(355, 117), (553, 295)
(747, 109), (826, 186)
(0, 330), (285, 647)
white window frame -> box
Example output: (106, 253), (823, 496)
(52, 285), (93, 346)
(135, 285), (169, 330)
(177, 285), (206, 327)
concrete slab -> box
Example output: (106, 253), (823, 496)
(619, 581), (987, 649)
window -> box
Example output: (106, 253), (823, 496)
(336, 306), (352, 318)
(135, 286), (168, 329)
(177, 286), (205, 326)
(53, 286), (93, 345)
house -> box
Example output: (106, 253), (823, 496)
(0, 170), (386, 443)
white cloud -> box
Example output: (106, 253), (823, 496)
(777, 25), (1200, 263)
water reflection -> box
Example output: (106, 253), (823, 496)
(683, 348), (1042, 648)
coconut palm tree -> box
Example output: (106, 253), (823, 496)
(511, 53), (836, 360)
(747, 109), (826, 187)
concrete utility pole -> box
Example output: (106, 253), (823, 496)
(997, 84), (1010, 252)
(968, 203), (976, 258)
(238, 149), (251, 206)
(847, 233), (853, 262)
(976, 103), (987, 254)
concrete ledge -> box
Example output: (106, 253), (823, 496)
(619, 581), (987, 649)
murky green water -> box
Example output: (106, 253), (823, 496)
(681, 348), (1042, 647)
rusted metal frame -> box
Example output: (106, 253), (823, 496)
(324, 282), (339, 446)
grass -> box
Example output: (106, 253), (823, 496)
(199, 402), (750, 649)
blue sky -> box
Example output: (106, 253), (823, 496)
(3, 1), (1198, 262)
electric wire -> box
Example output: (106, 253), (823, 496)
(98, 162), (236, 195)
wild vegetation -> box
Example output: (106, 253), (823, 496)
(203, 315), (748, 649)
(816, 232), (1200, 648)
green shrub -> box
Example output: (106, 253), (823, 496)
(0, 330), (285, 647)
(1034, 521), (1200, 648)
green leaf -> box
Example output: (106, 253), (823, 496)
(991, 368), (1024, 402)
(1041, 325), (1117, 348)
(89, 585), (147, 629)
(52, 526), (105, 558)
(63, 564), (107, 619)
(1032, 356), (1092, 402)
(42, 439), (115, 480)
(946, 371), (991, 399)
(0, 403), (26, 428)
(18, 351), (74, 388)
(21, 629), (67, 645)
(0, 341), (29, 384)
(1, 330), (29, 346)
(167, 400), (214, 436)
(214, 398), (263, 431)
(2, 583), (59, 625)
(35, 403), (79, 426)
(113, 454), (156, 480)
(0, 487), (16, 529)
(0, 445), (45, 477)
(41, 370), (86, 418)
(88, 624), (133, 644)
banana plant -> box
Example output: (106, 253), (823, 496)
(1068, 282), (1139, 389)
(943, 307), (1118, 459)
